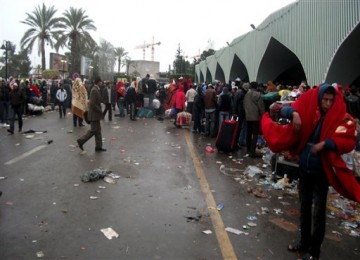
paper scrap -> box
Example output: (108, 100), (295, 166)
(100, 227), (119, 239)
(225, 227), (248, 235)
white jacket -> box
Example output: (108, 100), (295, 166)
(56, 89), (67, 102)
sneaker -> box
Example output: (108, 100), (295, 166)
(7, 129), (14, 135)
(95, 148), (107, 152)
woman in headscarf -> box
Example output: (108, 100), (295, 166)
(72, 78), (88, 127)
(164, 79), (178, 111)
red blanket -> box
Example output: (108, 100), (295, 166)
(261, 86), (360, 202)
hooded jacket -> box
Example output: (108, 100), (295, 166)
(261, 83), (360, 202)
(174, 85), (185, 110)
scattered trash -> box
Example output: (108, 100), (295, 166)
(205, 146), (215, 153)
(332, 230), (343, 236)
(247, 216), (257, 221)
(272, 174), (289, 190)
(260, 207), (269, 214)
(247, 187), (268, 198)
(202, 230), (213, 235)
(185, 212), (202, 222)
(90, 196), (99, 200)
(47, 140), (53, 144)
(247, 222), (257, 227)
(225, 227), (248, 235)
(36, 251), (45, 258)
(244, 165), (263, 177)
(216, 203), (224, 211)
(342, 221), (358, 229)
(0, 176), (7, 180)
(23, 130), (47, 134)
(80, 168), (112, 182)
(184, 185), (192, 190)
(25, 135), (35, 139)
(274, 208), (283, 215)
(219, 165), (243, 177)
(349, 230), (360, 237)
(104, 176), (117, 184)
(100, 227), (119, 239)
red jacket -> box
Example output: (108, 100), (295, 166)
(174, 85), (185, 110)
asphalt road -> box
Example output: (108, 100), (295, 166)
(0, 109), (359, 260)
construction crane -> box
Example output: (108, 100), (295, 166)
(134, 37), (161, 61)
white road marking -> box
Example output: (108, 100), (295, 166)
(4, 144), (47, 165)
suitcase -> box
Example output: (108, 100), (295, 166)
(215, 117), (240, 153)
(176, 111), (192, 126)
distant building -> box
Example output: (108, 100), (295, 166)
(128, 60), (159, 79)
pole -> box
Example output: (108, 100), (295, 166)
(4, 42), (8, 81)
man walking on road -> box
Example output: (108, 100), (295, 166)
(77, 77), (106, 152)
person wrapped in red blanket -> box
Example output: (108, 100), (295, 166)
(261, 83), (359, 260)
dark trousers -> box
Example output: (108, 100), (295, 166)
(246, 120), (260, 156)
(205, 111), (216, 137)
(58, 101), (66, 118)
(103, 103), (112, 120)
(193, 107), (203, 132)
(73, 114), (84, 126)
(129, 103), (136, 120)
(78, 120), (102, 149)
(299, 169), (328, 257)
(9, 106), (23, 132)
(0, 100), (9, 123)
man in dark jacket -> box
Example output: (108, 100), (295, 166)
(345, 86), (360, 119)
(192, 85), (205, 133)
(125, 81), (138, 121)
(7, 82), (25, 134)
(244, 81), (265, 158)
(101, 81), (112, 121)
(203, 83), (217, 137)
(143, 74), (157, 109)
(77, 77), (106, 152)
(0, 78), (10, 125)
(233, 80), (248, 147)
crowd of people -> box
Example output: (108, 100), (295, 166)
(2, 73), (360, 259)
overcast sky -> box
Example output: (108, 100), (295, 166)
(0, 0), (296, 72)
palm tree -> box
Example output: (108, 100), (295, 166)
(97, 39), (115, 73)
(114, 47), (128, 73)
(20, 3), (63, 71)
(55, 7), (97, 77)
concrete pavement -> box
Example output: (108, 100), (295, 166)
(0, 110), (359, 259)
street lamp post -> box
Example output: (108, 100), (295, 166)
(1, 40), (9, 81)
(88, 65), (93, 80)
(60, 59), (67, 79)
